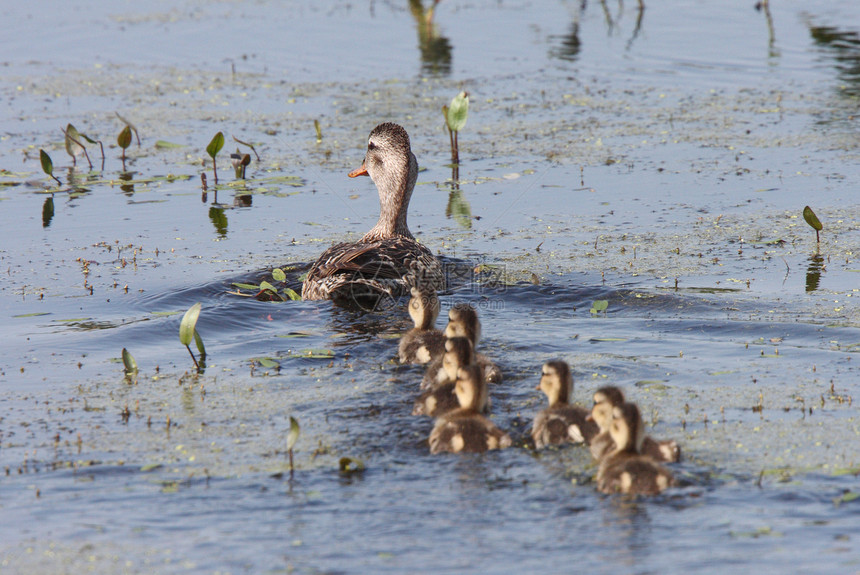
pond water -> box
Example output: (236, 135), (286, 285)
(2, 0), (860, 573)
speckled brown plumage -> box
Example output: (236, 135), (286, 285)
(302, 123), (444, 306)
(532, 360), (598, 449)
(429, 365), (510, 454)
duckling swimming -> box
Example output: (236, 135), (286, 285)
(444, 303), (502, 383)
(596, 402), (674, 496)
(413, 337), (482, 416)
(420, 336), (473, 390)
(399, 287), (446, 365)
(429, 365), (511, 454)
(532, 360), (598, 449)
(302, 123), (444, 307)
(588, 386), (680, 463)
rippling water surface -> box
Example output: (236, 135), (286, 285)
(2, 1), (860, 573)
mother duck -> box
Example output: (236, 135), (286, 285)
(302, 122), (444, 308)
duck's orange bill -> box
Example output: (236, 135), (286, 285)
(348, 163), (369, 178)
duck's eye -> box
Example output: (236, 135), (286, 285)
(368, 141), (376, 150)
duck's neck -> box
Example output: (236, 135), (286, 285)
(361, 152), (417, 241)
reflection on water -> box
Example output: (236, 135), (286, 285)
(209, 206), (228, 238)
(602, 499), (653, 568)
(42, 196), (54, 227)
(805, 253), (824, 292)
(550, 0), (645, 61)
(119, 170), (135, 196)
(809, 22), (860, 96)
(410, 0), (452, 76)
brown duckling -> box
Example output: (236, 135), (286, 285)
(531, 360), (599, 449)
(399, 287), (446, 365)
(597, 402), (674, 496)
(588, 386), (680, 463)
(413, 337), (485, 416)
(420, 336), (473, 390)
(429, 365), (511, 454)
(444, 303), (502, 383)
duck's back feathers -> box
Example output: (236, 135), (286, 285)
(532, 404), (599, 449)
(643, 436), (681, 463)
(399, 328), (446, 364)
(412, 382), (458, 416)
(302, 238), (442, 306)
(429, 411), (512, 454)
(590, 431), (615, 460)
(477, 352), (503, 383)
(597, 453), (675, 495)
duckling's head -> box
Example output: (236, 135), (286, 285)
(538, 360), (572, 406)
(407, 286), (440, 330)
(454, 364), (486, 411)
(587, 400), (614, 433)
(442, 337), (475, 381)
(592, 385), (625, 408)
(609, 402), (645, 454)
(445, 303), (481, 345)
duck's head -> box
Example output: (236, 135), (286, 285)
(592, 385), (625, 408)
(408, 286), (440, 329)
(537, 360), (572, 406)
(442, 336), (474, 381)
(350, 122), (418, 240)
(609, 402), (645, 454)
(444, 303), (481, 345)
(587, 385), (625, 431)
(587, 400), (614, 432)
(454, 364), (486, 412)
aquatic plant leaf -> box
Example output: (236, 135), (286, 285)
(64, 123), (85, 158)
(117, 125), (132, 150)
(121, 347), (138, 373)
(272, 268), (287, 282)
(258, 357), (280, 368)
(115, 112), (140, 145)
(155, 140), (184, 149)
(590, 299), (609, 314)
(802, 206), (822, 231)
(39, 149), (54, 176)
(834, 491), (860, 506)
(193, 328), (206, 357)
(179, 302), (202, 346)
(283, 287), (301, 301)
(339, 457), (365, 474)
(447, 91), (469, 133)
(117, 126), (133, 150)
(231, 282), (260, 291)
(151, 310), (183, 317)
(290, 348), (335, 359)
(207, 131), (225, 160)
(314, 119), (322, 142)
(287, 416), (300, 450)
(140, 463), (163, 472)
(79, 133), (99, 145)
(259, 280), (277, 293)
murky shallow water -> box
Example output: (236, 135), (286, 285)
(2, 0), (860, 573)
